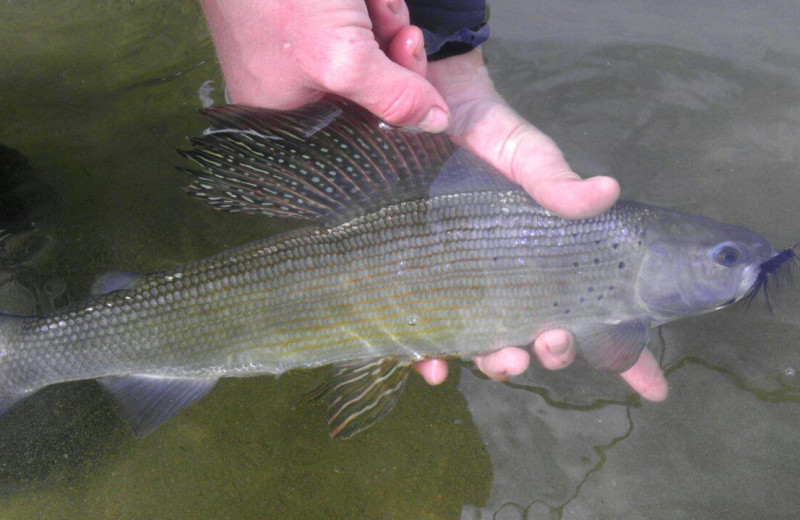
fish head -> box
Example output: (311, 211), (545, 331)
(636, 209), (774, 324)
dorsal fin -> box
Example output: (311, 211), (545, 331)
(430, 148), (516, 196)
(178, 99), (458, 226)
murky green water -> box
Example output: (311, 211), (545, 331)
(0, 2), (489, 518)
(1, 1), (799, 519)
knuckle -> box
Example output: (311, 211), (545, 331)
(312, 32), (377, 94)
(314, 59), (361, 94)
(375, 87), (421, 125)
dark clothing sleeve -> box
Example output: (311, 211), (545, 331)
(405, 0), (490, 61)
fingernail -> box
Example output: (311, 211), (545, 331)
(547, 340), (569, 356)
(417, 106), (448, 133)
(413, 36), (425, 62)
(387, 0), (402, 14)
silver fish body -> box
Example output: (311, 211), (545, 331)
(2, 195), (652, 382)
(0, 101), (779, 438)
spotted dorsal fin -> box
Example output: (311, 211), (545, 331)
(178, 100), (458, 226)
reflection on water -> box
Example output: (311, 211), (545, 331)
(0, 0), (798, 519)
(461, 1), (800, 518)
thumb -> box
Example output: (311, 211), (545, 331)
(453, 101), (620, 219)
(427, 50), (620, 218)
(340, 48), (451, 133)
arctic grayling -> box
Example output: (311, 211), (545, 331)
(0, 101), (782, 438)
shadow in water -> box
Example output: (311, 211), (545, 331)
(0, 144), (120, 494)
(0, 382), (120, 495)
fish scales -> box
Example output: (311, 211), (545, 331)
(0, 100), (783, 438)
(1, 192), (648, 394)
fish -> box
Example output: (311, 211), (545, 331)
(0, 100), (793, 439)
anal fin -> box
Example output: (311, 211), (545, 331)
(98, 375), (217, 437)
(307, 358), (412, 439)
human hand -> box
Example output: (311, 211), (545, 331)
(376, 11), (667, 401)
(200, 0), (450, 132)
(200, 0), (667, 401)
(199, 0), (571, 388)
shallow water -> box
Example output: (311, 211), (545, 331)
(0, 1), (798, 519)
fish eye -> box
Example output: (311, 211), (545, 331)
(712, 243), (742, 267)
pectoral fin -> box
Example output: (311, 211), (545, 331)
(98, 375), (218, 437)
(579, 319), (651, 373)
(306, 358), (412, 439)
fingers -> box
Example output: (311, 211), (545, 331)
(620, 348), (669, 402)
(473, 347), (531, 381)
(528, 176), (621, 220)
(366, 0), (410, 50)
(414, 338), (669, 405)
(462, 101), (619, 219)
(338, 55), (450, 132)
(354, 0), (443, 130)
(413, 332), (570, 385)
(506, 126), (620, 218)
(470, 329), (576, 382)
(459, 101), (619, 218)
(531, 329), (576, 370)
(413, 346), (534, 386)
(387, 25), (428, 76)
(413, 358), (449, 385)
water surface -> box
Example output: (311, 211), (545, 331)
(0, 1), (798, 519)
